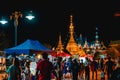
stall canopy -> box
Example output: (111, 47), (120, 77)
(4, 39), (52, 54)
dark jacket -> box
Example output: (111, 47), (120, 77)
(110, 67), (120, 80)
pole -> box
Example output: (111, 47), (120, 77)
(10, 11), (22, 46)
(14, 21), (17, 46)
(14, 17), (18, 46)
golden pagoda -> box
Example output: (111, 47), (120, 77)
(56, 34), (64, 53)
(66, 15), (85, 56)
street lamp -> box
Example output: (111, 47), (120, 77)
(0, 17), (8, 25)
(0, 11), (35, 46)
(25, 11), (35, 20)
(10, 11), (22, 46)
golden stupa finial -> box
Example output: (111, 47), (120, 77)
(70, 15), (73, 26)
(59, 33), (62, 41)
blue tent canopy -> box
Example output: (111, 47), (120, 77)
(4, 39), (52, 54)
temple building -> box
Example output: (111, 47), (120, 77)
(76, 26), (107, 54)
(55, 33), (64, 53)
(65, 15), (85, 56)
(55, 15), (107, 57)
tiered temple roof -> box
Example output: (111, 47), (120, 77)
(66, 15), (85, 56)
(56, 15), (107, 57)
(56, 34), (64, 53)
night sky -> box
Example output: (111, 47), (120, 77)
(0, 1), (120, 47)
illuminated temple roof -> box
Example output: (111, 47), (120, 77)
(56, 33), (64, 53)
(66, 15), (85, 56)
(56, 15), (107, 57)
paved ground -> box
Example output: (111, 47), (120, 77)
(0, 70), (108, 80)
(61, 70), (107, 80)
(89, 70), (107, 80)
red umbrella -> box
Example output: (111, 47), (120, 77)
(51, 53), (58, 57)
(51, 52), (71, 57)
(57, 52), (71, 57)
(80, 54), (87, 57)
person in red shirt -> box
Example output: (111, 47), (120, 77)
(35, 52), (58, 80)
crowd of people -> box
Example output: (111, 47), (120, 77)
(5, 52), (120, 80)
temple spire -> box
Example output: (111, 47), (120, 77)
(69, 15), (74, 39)
(66, 15), (85, 56)
(56, 33), (64, 53)
(70, 15), (73, 26)
(83, 37), (89, 48)
(95, 27), (101, 49)
(95, 27), (99, 43)
(79, 34), (83, 45)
